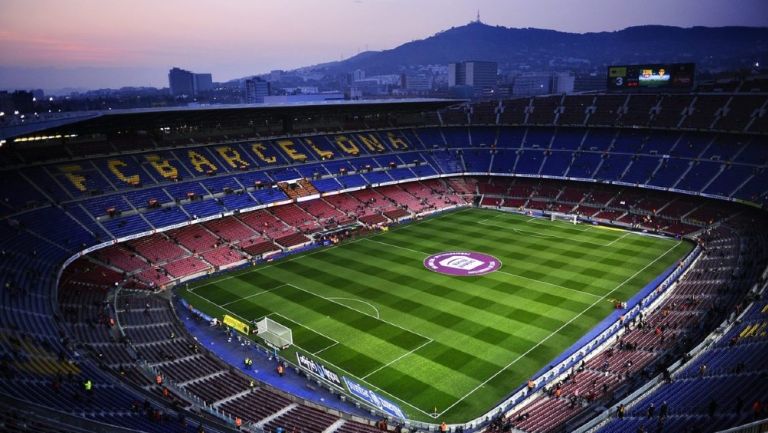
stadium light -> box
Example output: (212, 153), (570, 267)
(0, 140), (5, 147)
(0, 111), (4, 116)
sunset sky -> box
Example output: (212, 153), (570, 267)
(1, 0), (767, 90)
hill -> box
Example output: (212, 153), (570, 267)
(305, 22), (768, 75)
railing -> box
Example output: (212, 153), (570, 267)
(715, 419), (768, 433)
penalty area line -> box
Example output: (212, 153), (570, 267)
(361, 338), (433, 380)
(220, 284), (288, 307)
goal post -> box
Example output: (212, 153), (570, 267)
(255, 317), (293, 349)
(549, 212), (578, 224)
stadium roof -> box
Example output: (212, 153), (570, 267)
(0, 98), (462, 141)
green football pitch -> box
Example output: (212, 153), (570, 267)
(178, 207), (692, 423)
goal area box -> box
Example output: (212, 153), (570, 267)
(256, 317), (293, 349)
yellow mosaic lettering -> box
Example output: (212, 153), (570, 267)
(305, 138), (334, 160)
(188, 150), (218, 173)
(215, 146), (250, 169)
(251, 143), (276, 164)
(107, 159), (140, 185)
(357, 134), (385, 152)
(334, 135), (359, 156)
(277, 139), (307, 162)
(59, 165), (87, 191)
(386, 132), (409, 150)
(145, 154), (179, 179)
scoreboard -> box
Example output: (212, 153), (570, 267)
(607, 63), (695, 91)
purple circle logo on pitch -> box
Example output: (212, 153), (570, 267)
(423, 252), (501, 276)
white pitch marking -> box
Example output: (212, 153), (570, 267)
(364, 238), (426, 255)
(285, 283), (432, 341)
(312, 341), (338, 356)
(327, 297), (381, 319)
(603, 231), (631, 247)
(495, 270), (602, 299)
(361, 339), (433, 380)
(220, 284), (287, 307)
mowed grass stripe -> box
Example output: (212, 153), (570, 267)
(388, 217), (670, 278)
(323, 242), (596, 318)
(238, 243), (585, 403)
(299, 248), (583, 361)
(384, 220), (665, 282)
(249, 264), (506, 395)
(264, 254), (538, 360)
(385, 219), (675, 294)
(181, 208), (693, 422)
(434, 238), (686, 418)
(426, 209), (669, 261)
(369, 224), (669, 296)
(226, 283), (431, 378)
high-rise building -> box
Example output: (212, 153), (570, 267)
(244, 78), (270, 103)
(168, 67), (213, 96)
(194, 74), (213, 94)
(168, 67), (195, 96)
(448, 61), (497, 92)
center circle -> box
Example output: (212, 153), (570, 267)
(423, 251), (502, 277)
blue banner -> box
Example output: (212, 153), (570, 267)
(343, 377), (405, 419)
(296, 353), (343, 389)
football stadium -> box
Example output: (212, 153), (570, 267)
(1, 85), (768, 433)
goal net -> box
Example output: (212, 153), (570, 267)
(549, 212), (578, 224)
(256, 317), (293, 349)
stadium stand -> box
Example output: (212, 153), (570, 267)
(0, 93), (767, 433)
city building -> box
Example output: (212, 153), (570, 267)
(244, 78), (270, 103)
(510, 72), (575, 96)
(448, 61), (498, 91)
(168, 67), (195, 96)
(168, 67), (214, 97)
(401, 74), (434, 92)
(194, 73), (213, 94)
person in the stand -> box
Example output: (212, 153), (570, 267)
(276, 362), (285, 377)
(440, 421), (448, 433)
